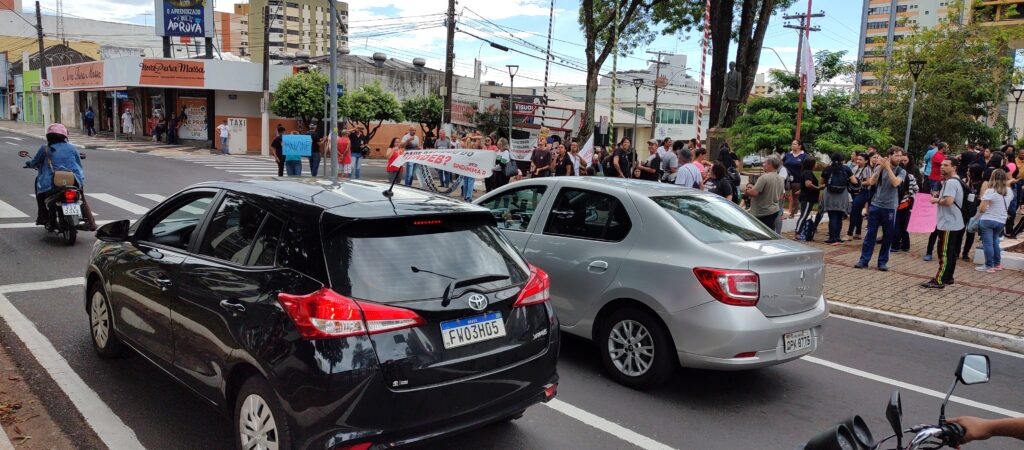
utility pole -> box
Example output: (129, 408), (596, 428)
(783, 11), (823, 79)
(790, 2), (820, 141)
(328, 0), (339, 178)
(442, 0), (456, 130)
(35, 1), (49, 131)
(261, 5), (270, 157)
(646, 50), (670, 138)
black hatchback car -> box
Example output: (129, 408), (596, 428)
(85, 179), (559, 449)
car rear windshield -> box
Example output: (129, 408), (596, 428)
(323, 215), (530, 303)
(652, 195), (778, 243)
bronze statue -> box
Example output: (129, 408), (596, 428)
(718, 61), (742, 128)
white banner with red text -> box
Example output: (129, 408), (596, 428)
(390, 149), (497, 179)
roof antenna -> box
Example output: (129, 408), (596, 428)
(382, 168), (402, 198)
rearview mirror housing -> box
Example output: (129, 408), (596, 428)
(956, 353), (990, 385)
(886, 390), (903, 448)
(96, 219), (130, 242)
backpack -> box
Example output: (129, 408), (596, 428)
(826, 166), (849, 194)
(948, 177), (975, 225)
(797, 217), (817, 242)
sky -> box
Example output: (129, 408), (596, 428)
(34, 0), (863, 88)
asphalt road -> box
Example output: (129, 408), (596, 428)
(0, 127), (1022, 450)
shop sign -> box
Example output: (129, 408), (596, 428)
(49, 62), (104, 89)
(155, 0), (212, 38)
(139, 59), (205, 87)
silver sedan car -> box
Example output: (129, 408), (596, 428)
(475, 177), (828, 389)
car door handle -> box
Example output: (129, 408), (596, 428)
(219, 299), (246, 315)
(146, 248), (164, 260)
(155, 276), (173, 291)
(588, 261), (609, 273)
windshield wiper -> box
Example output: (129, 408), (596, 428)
(411, 267), (509, 307)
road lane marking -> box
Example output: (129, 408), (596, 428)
(5, 141), (16, 146)
(89, 194), (150, 215)
(0, 219), (129, 229)
(803, 356), (1023, 417)
(0, 277), (83, 294)
(135, 194), (166, 202)
(0, 419), (14, 450)
(544, 399), (676, 450)
(831, 315), (1024, 359)
(0, 199), (28, 218)
(0, 292), (145, 450)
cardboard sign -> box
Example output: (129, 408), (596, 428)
(391, 149), (497, 179)
(283, 135), (312, 157)
(509, 138), (537, 161)
(908, 192), (937, 233)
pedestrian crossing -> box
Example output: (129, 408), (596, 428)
(0, 192), (171, 229)
(153, 154), (388, 178)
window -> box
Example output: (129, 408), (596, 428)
(621, 106), (645, 118)
(861, 79), (882, 87)
(247, 216), (283, 267)
(287, 15), (300, 22)
(480, 186), (547, 231)
(866, 21), (888, 30)
(868, 6), (890, 15)
(198, 195), (267, 265)
(656, 108), (694, 125)
(144, 194), (216, 250)
(287, 29), (299, 35)
(323, 216), (528, 303)
(286, 2), (299, 7)
(286, 43), (300, 49)
(653, 195), (777, 243)
(543, 189), (631, 242)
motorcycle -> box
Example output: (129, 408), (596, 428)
(19, 149), (87, 245)
(801, 353), (991, 450)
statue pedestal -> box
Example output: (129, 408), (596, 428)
(706, 127), (728, 162)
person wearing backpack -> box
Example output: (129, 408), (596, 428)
(892, 153), (921, 252)
(955, 164), (983, 260)
(855, 146), (906, 271)
(820, 153), (857, 245)
(921, 158), (965, 289)
(794, 157), (821, 241)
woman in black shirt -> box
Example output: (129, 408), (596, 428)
(704, 162), (734, 201)
(795, 157), (820, 241)
(553, 144), (571, 176)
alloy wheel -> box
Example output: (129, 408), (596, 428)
(607, 319), (655, 377)
(239, 394), (280, 450)
(90, 291), (109, 349)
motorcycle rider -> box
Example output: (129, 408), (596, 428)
(24, 123), (97, 231)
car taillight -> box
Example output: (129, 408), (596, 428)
(693, 268), (760, 307)
(64, 190), (76, 202)
(276, 288), (424, 339)
(514, 264), (550, 307)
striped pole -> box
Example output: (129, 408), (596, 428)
(697, 0), (711, 147)
(542, 0), (554, 129)
(610, 4), (618, 141)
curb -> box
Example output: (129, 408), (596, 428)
(830, 301), (1024, 354)
(0, 124), (214, 155)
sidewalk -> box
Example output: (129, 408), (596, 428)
(798, 230), (1024, 348)
(0, 120), (215, 155)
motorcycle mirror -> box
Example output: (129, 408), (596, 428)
(18, 150), (29, 158)
(80, 152), (86, 160)
(839, 416), (875, 450)
(95, 219), (130, 242)
(886, 390), (903, 449)
(956, 353), (990, 385)
(801, 424), (857, 450)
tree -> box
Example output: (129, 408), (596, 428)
(339, 81), (404, 141)
(471, 101), (508, 138)
(653, 0), (796, 127)
(578, 0), (666, 144)
(270, 71), (328, 128)
(401, 95), (443, 136)
(772, 50), (855, 92)
(728, 91), (890, 157)
(859, 17), (1024, 159)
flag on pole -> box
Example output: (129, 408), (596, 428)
(801, 36), (815, 110)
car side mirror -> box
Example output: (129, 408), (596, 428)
(886, 390), (903, 449)
(96, 219), (130, 242)
(956, 353), (990, 385)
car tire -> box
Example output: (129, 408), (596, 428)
(598, 307), (675, 389)
(88, 286), (126, 358)
(235, 376), (293, 450)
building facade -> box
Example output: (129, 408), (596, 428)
(243, 0), (349, 63)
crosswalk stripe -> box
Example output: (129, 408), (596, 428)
(90, 193), (150, 215)
(135, 194), (167, 202)
(0, 199), (28, 218)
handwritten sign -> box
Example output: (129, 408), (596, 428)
(510, 138), (537, 161)
(391, 149), (497, 178)
(283, 135), (312, 157)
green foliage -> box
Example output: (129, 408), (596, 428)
(270, 71), (328, 127)
(580, 0), (662, 60)
(771, 50), (854, 92)
(860, 19), (1024, 159)
(471, 101), (508, 138)
(339, 81), (404, 141)
(400, 95), (443, 135)
(728, 91), (891, 157)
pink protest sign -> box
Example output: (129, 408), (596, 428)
(908, 193), (936, 233)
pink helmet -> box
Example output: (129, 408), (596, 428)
(46, 123), (68, 137)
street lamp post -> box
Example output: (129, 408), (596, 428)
(903, 60), (926, 153)
(631, 78), (643, 143)
(1011, 87), (1024, 142)
(507, 65), (519, 141)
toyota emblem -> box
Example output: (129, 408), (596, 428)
(467, 294), (488, 311)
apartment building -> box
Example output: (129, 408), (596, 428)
(854, 0), (969, 93)
(242, 0), (350, 64)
